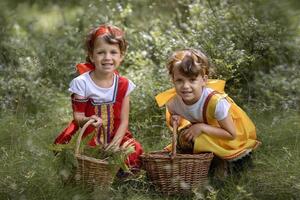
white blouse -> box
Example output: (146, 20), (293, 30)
(68, 72), (135, 104)
(167, 87), (230, 123)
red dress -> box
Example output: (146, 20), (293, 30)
(54, 64), (143, 169)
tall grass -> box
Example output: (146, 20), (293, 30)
(0, 97), (299, 199)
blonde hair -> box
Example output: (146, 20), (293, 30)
(167, 48), (210, 77)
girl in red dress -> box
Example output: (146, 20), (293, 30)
(54, 24), (143, 171)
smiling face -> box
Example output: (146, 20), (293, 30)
(173, 67), (207, 105)
(89, 37), (124, 74)
(167, 49), (210, 105)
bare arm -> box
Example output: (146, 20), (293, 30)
(73, 94), (102, 127)
(184, 114), (236, 142)
(167, 103), (182, 128)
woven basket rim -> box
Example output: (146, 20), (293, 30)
(75, 154), (109, 164)
(141, 151), (214, 160)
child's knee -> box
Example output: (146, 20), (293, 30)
(126, 139), (143, 168)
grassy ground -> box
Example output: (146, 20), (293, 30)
(0, 98), (299, 200)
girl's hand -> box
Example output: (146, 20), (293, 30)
(171, 115), (181, 127)
(88, 115), (102, 127)
(105, 134), (123, 151)
(105, 142), (119, 152)
(105, 138), (134, 152)
(183, 123), (203, 142)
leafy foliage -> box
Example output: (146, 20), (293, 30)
(50, 132), (135, 183)
(0, 0), (300, 199)
(0, 0), (299, 113)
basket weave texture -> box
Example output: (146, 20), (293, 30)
(73, 120), (116, 188)
(141, 124), (214, 194)
(142, 151), (213, 194)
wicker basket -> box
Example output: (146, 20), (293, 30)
(141, 123), (214, 195)
(73, 119), (117, 188)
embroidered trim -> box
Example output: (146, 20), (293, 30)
(72, 98), (88, 102)
(96, 105), (102, 145)
(106, 104), (111, 143)
(227, 149), (252, 162)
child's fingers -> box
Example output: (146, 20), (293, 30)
(105, 139), (120, 151)
(121, 138), (134, 149)
(89, 115), (97, 121)
(171, 115), (180, 127)
(185, 128), (202, 142)
(104, 143), (111, 150)
(186, 133), (193, 142)
(90, 116), (102, 127)
(111, 145), (120, 152)
(171, 115), (180, 126)
(92, 122), (99, 127)
(92, 122), (101, 127)
(112, 135), (123, 146)
(183, 129), (194, 142)
(105, 143), (115, 151)
(105, 140), (115, 150)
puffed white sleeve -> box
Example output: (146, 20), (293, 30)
(68, 78), (86, 97)
(214, 98), (231, 121)
(125, 79), (136, 96)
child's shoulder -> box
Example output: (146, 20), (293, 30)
(203, 86), (214, 94)
(118, 74), (128, 80)
(69, 72), (92, 90)
(118, 75), (133, 86)
(72, 71), (90, 82)
(201, 87), (216, 101)
(202, 87), (230, 110)
(204, 87), (227, 98)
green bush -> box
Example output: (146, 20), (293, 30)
(0, 0), (299, 112)
(255, 64), (300, 109)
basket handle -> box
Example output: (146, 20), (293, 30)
(171, 121), (178, 159)
(75, 119), (96, 155)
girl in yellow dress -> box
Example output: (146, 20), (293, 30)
(155, 48), (261, 173)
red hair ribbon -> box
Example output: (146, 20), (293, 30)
(94, 25), (124, 39)
(76, 63), (95, 75)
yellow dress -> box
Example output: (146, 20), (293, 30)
(155, 79), (261, 160)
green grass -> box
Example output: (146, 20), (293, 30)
(0, 102), (299, 200)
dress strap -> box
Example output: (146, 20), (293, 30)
(202, 91), (219, 124)
(202, 91), (228, 124)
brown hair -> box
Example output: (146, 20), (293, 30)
(167, 49), (210, 78)
(85, 24), (128, 63)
